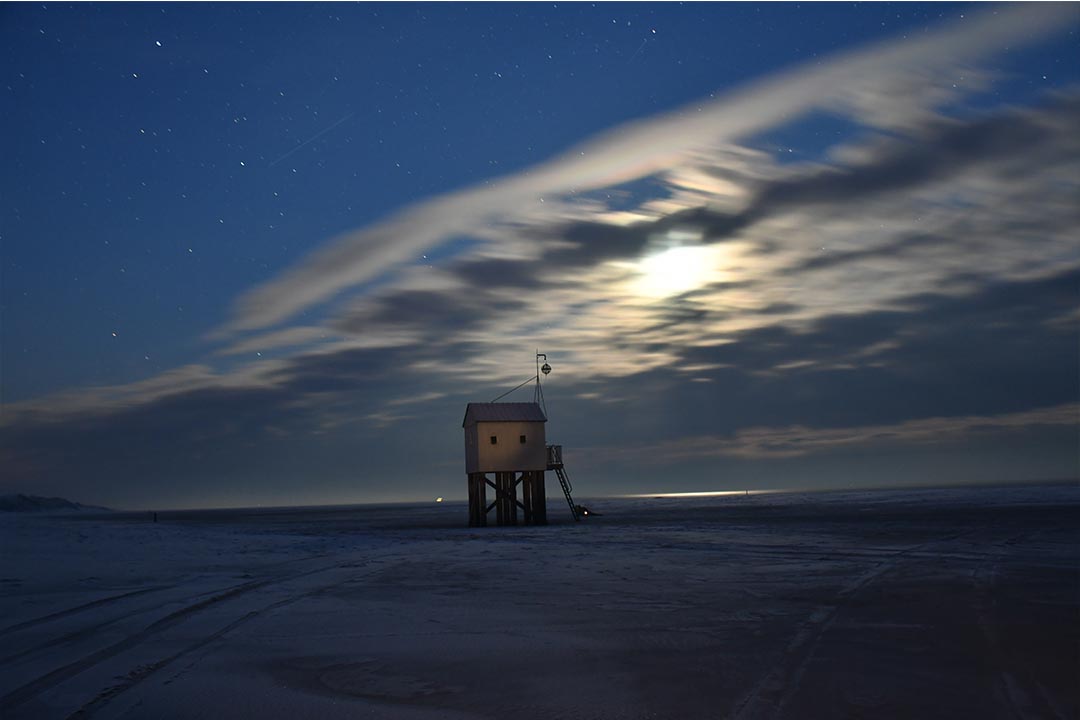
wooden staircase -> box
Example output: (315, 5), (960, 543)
(547, 445), (580, 522)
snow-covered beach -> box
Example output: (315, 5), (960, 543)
(2, 484), (1077, 719)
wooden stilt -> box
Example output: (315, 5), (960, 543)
(468, 472), (487, 527)
(521, 471), (534, 525)
(494, 473), (504, 526)
(507, 472), (518, 526)
(494, 471), (517, 526)
(468, 473), (476, 526)
(532, 470), (548, 525)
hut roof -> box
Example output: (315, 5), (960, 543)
(462, 402), (547, 427)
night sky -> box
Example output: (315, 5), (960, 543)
(2, 3), (1078, 509)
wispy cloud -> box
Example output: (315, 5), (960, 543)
(218, 4), (1076, 337)
(580, 404), (1080, 462)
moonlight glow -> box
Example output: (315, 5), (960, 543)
(634, 245), (717, 298)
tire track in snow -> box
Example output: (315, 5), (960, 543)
(728, 531), (971, 720)
(0, 554), (335, 668)
(66, 565), (380, 719)
(0, 587), (171, 637)
(0, 581), (284, 668)
(0, 550), (334, 642)
(972, 532), (1067, 720)
(0, 560), (352, 715)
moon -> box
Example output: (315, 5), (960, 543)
(634, 245), (716, 298)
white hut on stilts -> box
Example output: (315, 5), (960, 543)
(462, 353), (580, 527)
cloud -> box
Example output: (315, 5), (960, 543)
(216, 326), (335, 357)
(0, 341), (471, 508)
(581, 403), (1079, 463)
(335, 287), (527, 337)
(10, 94), (1078, 427)
(217, 4), (1077, 336)
(740, 96), (1080, 224)
(4, 259), (1075, 507)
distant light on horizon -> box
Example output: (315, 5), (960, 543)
(624, 489), (785, 498)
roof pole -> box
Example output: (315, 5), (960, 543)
(535, 351), (550, 415)
(535, 350), (543, 404)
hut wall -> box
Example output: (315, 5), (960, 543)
(465, 420), (547, 473)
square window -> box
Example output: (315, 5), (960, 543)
(519, 435), (527, 444)
(490, 435), (498, 445)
